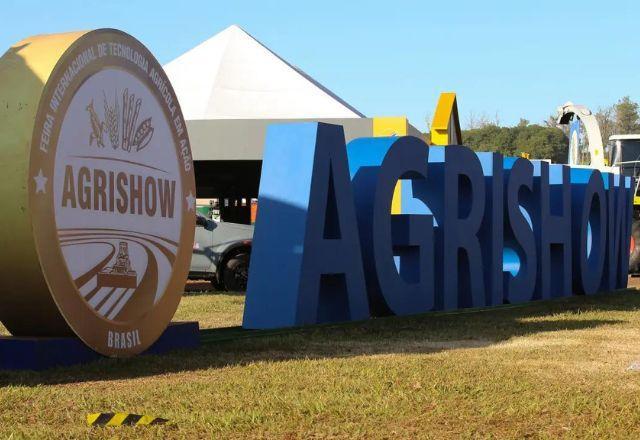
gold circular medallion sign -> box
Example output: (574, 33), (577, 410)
(0, 29), (196, 357)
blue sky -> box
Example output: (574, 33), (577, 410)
(1, 0), (638, 129)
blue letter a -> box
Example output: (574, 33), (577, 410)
(243, 123), (369, 329)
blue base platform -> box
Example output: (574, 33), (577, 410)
(0, 321), (200, 371)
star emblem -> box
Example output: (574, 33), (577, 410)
(185, 192), (196, 211)
(33, 169), (47, 194)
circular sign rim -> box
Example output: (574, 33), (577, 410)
(28, 29), (195, 357)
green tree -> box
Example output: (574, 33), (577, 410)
(514, 124), (568, 163)
(463, 125), (517, 156)
(462, 121), (568, 163)
(595, 105), (615, 143)
(614, 96), (640, 134)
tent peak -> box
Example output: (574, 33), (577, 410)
(214, 24), (260, 43)
(164, 25), (364, 120)
(225, 24), (247, 33)
(174, 24), (253, 58)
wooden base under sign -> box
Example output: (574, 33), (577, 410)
(0, 321), (199, 371)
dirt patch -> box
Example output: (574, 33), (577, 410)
(627, 276), (640, 289)
(185, 279), (215, 293)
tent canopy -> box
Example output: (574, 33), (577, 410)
(164, 25), (364, 121)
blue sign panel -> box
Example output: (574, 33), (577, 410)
(243, 122), (633, 329)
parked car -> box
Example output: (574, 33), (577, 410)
(189, 212), (253, 291)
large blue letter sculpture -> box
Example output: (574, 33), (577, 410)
(347, 136), (434, 316)
(243, 123), (369, 328)
(243, 122), (633, 329)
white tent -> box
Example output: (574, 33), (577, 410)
(163, 25), (364, 121)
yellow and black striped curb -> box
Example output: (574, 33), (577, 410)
(87, 413), (168, 426)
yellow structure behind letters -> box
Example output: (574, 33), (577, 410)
(373, 117), (409, 214)
(372, 94), (461, 215)
(430, 92), (462, 146)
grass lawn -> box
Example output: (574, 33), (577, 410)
(2, 287), (640, 438)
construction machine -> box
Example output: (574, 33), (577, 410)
(556, 102), (640, 272)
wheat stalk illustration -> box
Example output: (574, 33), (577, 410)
(121, 89), (140, 152)
(103, 91), (120, 149)
(109, 88), (154, 153)
(121, 89), (131, 152)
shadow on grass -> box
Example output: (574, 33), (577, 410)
(1, 289), (638, 386)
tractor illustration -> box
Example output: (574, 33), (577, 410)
(97, 241), (138, 288)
